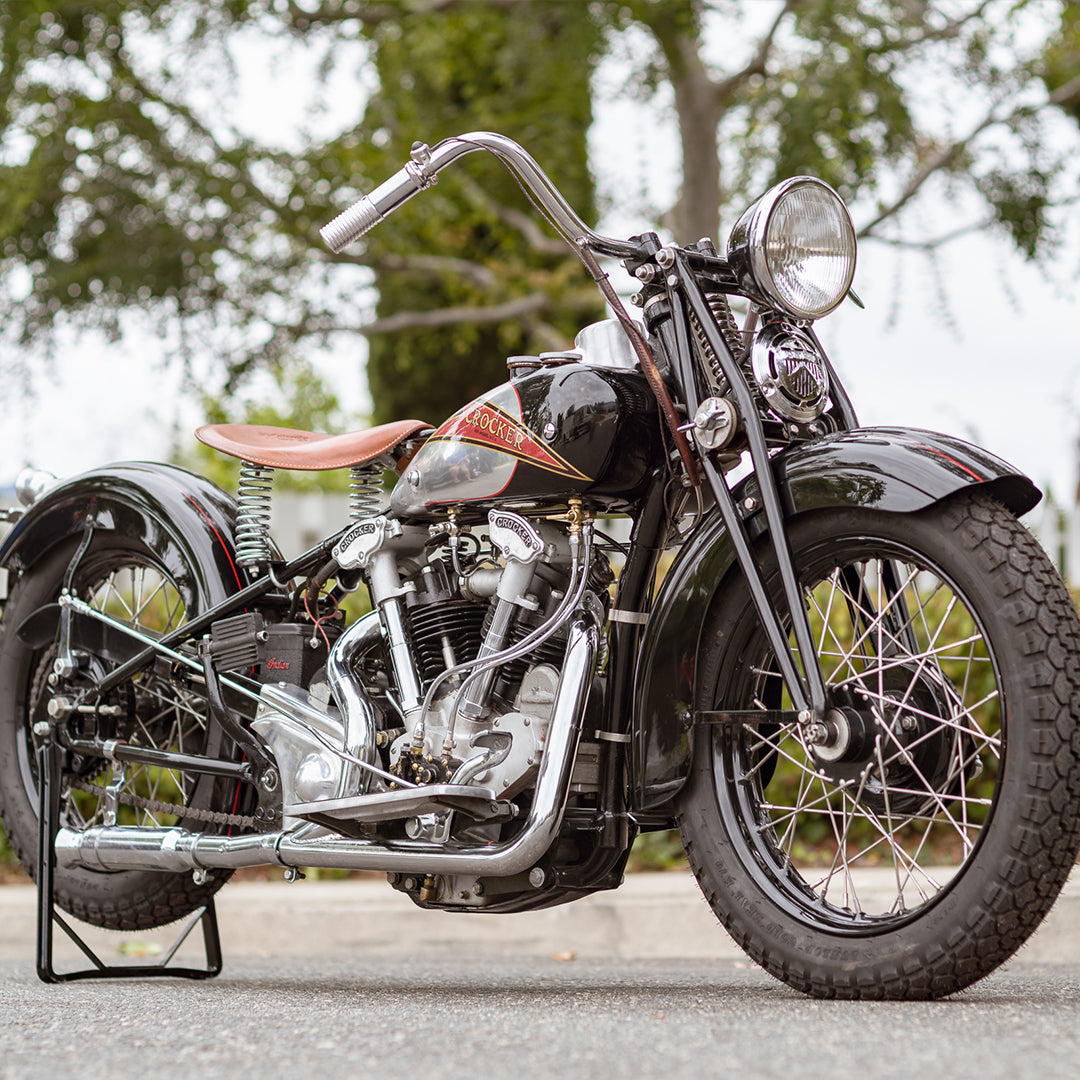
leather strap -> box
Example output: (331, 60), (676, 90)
(576, 245), (699, 486)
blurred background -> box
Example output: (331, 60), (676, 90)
(2, 0), (1080, 874)
(1, 0), (1079, 554)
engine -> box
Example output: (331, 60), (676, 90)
(226, 502), (613, 917)
(388, 510), (606, 786)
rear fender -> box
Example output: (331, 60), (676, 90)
(629, 427), (1039, 813)
(0, 462), (243, 609)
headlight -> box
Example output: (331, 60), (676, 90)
(727, 177), (856, 320)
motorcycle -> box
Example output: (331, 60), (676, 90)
(2, 132), (1078, 999)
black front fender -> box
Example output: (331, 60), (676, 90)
(0, 462), (243, 608)
(629, 427), (1039, 813)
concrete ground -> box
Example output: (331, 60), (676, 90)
(1, 864), (1077, 968)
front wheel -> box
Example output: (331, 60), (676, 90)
(678, 492), (1080, 999)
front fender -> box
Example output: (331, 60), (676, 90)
(629, 427), (1039, 813)
(0, 462), (243, 608)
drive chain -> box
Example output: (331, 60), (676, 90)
(72, 779), (256, 829)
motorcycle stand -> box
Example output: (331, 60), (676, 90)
(35, 740), (223, 983)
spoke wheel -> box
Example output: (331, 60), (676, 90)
(0, 534), (237, 930)
(678, 493), (1080, 999)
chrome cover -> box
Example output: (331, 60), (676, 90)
(751, 321), (830, 423)
(574, 319), (638, 370)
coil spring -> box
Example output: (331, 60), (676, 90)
(349, 462), (385, 520)
(235, 460), (274, 569)
(690, 293), (747, 393)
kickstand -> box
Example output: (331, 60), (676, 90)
(35, 739), (223, 983)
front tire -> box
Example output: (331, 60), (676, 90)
(678, 493), (1080, 999)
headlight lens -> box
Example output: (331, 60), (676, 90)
(727, 177), (856, 320)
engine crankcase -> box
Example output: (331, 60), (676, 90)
(391, 663), (559, 797)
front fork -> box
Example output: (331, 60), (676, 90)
(662, 253), (828, 718)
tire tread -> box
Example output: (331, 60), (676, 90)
(678, 493), (1080, 999)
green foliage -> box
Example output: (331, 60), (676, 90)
(355, 3), (604, 424)
(1042, 2), (1080, 124)
(601, 0), (1077, 256)
(740, 1), (919, 202)
(0, 2), (283, 356)
(1, 0), (1077, 427)
(628, 829), (688, 872)
(0, 0), (603, 427)
(0, 822), (16, 869)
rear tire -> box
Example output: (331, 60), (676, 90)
(677, 493), (1080, 999)
(0, 533), (235, 930)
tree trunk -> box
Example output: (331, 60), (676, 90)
(672, 57), (721, 244)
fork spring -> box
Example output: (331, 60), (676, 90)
(691, 293), (747, 393)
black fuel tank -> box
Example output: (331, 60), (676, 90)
(389, 362), (660, 520)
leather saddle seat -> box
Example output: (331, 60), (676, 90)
(195, 419), (431, 472)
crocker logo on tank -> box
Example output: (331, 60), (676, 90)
(432, 400), (590, 482)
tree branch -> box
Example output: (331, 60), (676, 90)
(869, 0), (997, 55)
(1049, 70), (1080, 108)
(287, 0), (463, 28)
(865, 215), (996, 250)
(857, 93), (1012, 238)
(361, 293), (551, 336)
(711, 0), (797, 109)
(111, 52), (285, 223)
(520, 317), (570, 352)
(456, 175), (570, 257)
(330, 250), (498, 288)
(359, 288), (598, 336)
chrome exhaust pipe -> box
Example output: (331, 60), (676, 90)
(249, 610), (385, 826)
(55, 618), (597, 878)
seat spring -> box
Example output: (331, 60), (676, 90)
(349, 462), (386, 520)
(235, 460), (274, 569)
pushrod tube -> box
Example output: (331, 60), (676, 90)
(53, 618), (598, 878)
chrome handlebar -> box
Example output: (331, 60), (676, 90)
(319, 131), (637, 259)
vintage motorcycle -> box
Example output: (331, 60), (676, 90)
(2, 132), (1078, 999)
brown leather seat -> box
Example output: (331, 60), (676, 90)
(195, 419), (431, 472)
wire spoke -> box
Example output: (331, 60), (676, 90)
(720, 533), (1002, 927)
(58, 554), (212, 829)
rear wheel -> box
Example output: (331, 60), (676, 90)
(678, 493), (1080, 999)
(0, 533), (238, 930)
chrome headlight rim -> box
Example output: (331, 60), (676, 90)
(727, 176), (857, 321)
(751, 320), (831, 424)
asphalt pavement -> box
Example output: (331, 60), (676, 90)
(2, 868), (1080, 1079)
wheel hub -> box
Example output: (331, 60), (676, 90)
(808, 665), (975, 816)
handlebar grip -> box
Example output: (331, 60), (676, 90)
(320, 163), (427, 253)
(320, 196), (383, 252)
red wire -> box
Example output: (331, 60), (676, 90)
(304, 587), (339, 652)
